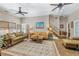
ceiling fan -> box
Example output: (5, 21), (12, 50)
(50, 3), (72, 11)
(16, 7), (28, 16)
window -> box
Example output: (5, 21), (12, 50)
(9, 22), (16, 33)
(75, 21), (79, 37)
(17, 24), (21, 32)
(0, 21), (9, 36)
(0, 28), (4, 36)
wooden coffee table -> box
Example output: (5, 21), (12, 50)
(36, 36), (43, 43)
(31, 35), (43, 43)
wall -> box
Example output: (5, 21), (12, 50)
(21, 15), (49, 33)
(68, 8), (79, 21)
(60, 16), (68, 32)
(0, 12), (20, 24)
(49, 15), (60, 32)
(0, 9), (21, 35)
(67, 8), (79, 38)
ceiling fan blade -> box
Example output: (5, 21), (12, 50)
(50, 4), (58, 6)
(63, 3), (72, 5)
(21, 13), (24, 16)
(52, 6), (58, 11)
(16, 13), (19, 14)
(22, 12), (28, 14)
(19, 7), (21, 11)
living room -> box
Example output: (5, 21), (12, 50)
(0, 3), (79, 56)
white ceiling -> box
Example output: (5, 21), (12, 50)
(0, 3), (79, 17)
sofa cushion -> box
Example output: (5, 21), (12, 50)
(12, 36), (24, 40)
(63, 39), (79, 45)
(15, 32), (22, 37)
(10, 34), (16, 39)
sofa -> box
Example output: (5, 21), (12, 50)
(30, 35), (38, 41)
(10, 32), (26, 45)
(30, 32), (48, 40)
(1, 32), (26, 48)
(30, 32), (48, 43)
(63, 38), (79, 49)
(1, 34), (12, 48)
(38, 32), (48, 40)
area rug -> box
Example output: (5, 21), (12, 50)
(1, 39), (58, 56)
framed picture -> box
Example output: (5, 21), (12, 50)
(17, 24), (21, 32)
(36, 22), (44, 29)
(60, 24), (64, 29)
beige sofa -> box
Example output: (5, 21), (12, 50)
(63, 38), (79, 49)
(30, 32), (48, 43)
(11, 32), (26, 45)
(30, 32), (48, 40)
(1, 32), (26, 48)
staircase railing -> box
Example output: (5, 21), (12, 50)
(50, 24), (61, 38)
(50, 24), (67, 38)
